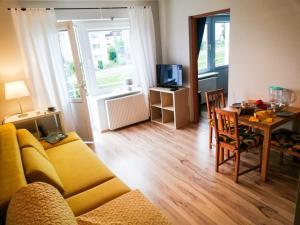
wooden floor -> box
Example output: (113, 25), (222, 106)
(90, 117), (300, 225)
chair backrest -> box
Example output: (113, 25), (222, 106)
(205, 89), (226, 120)
(213, 108), (239, 149)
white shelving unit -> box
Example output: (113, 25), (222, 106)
(149, 87), (189, 129)
(4, 110), (65, 139)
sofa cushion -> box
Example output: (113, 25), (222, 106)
(17, 129), (48, 159)
(22, 147), (64, 194)
(6, 182), (77, 225)
(40, 132), (80, 150)
(46, 140), (115, 198)
(76, 190), (172, 225)
(0, 124), (27, 217)
(67, 177), (130, 216)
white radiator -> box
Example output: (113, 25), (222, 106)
(198, 76), (218, 104)
(105, 93), (149, 130)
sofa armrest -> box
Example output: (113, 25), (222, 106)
(40, 132), (81, 150)
(76, 190), (172, 225)
(6, 182), (77, 225)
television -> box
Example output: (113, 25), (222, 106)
(156, 64), (183, 88)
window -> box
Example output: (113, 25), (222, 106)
(57, 20), (135, 97)
(88, 29), (134, 91)
(58, 31), (81, 99)
(92, 44), (101, 49)
(215, 22), (230, 67)
(198, 15), (230, 73)
(198, 25), (208, 72)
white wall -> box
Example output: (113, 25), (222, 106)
(229, 0), (300, 106)
(159, 0), (300, 121)
(0, 8), (34, 122)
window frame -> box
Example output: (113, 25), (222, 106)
(199, 15), (230, 74)
(82, 19), (135, 96)
(57, 21), (85, 103)
(199, 22), (210, 74)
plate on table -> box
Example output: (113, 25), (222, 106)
(276, 111), (295, 117)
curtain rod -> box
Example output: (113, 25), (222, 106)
(7, 6), (147, 11)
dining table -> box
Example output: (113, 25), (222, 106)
(225, 106), (300, 182)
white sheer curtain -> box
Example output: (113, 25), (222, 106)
(128, 6), (157, 111)
(11, 8), (75, 131)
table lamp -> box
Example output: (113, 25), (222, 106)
(5, 80), (30, 117)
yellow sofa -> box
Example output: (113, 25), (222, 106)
(6, 182), (172, 225)
(0, 123), (131, 218)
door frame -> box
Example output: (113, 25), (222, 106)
(189, 8), (230, 123)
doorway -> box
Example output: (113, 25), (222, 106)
(189, 9), (230, 123)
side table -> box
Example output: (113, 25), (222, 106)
(4, 110), (65, 139)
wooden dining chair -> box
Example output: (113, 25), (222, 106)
(213, 108), (263, 183)
(205, 89), (226, 149)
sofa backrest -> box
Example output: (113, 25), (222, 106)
(0, 124), (27, 218)
(17, 129), (49, 159)
(16, 129), (65, 193)
(21, 146), (65, 194)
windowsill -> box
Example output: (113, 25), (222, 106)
(214, 65), (229, 70)
(198, 65), (228, 78)
(198, 72), (219, 80)
(93, 87), (142, 101)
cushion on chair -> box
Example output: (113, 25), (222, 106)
(271, 129), (300, 153)
(219, 126), (263, 149)
(22, 147), (64, 194)
(6, 182), (77, 225)
(46, 140), (115, 198)
(17, 129), (48, 159)
(293, 144), (300, 152)
(40, 132), (80, 150)
(208, 118), (214, 126)
(285, 133), (300, 153)
(76, 190), (172, 225)
(67, 177), (130, 216)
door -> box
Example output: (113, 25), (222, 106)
(57, 21), (94, 141)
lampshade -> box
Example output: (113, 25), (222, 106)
(5, 81), (30, 100)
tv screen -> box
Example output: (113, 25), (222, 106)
(156, 64), (183, 88)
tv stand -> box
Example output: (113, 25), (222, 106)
(169, 87), (178, 91)
(149, 87), (189, 129)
